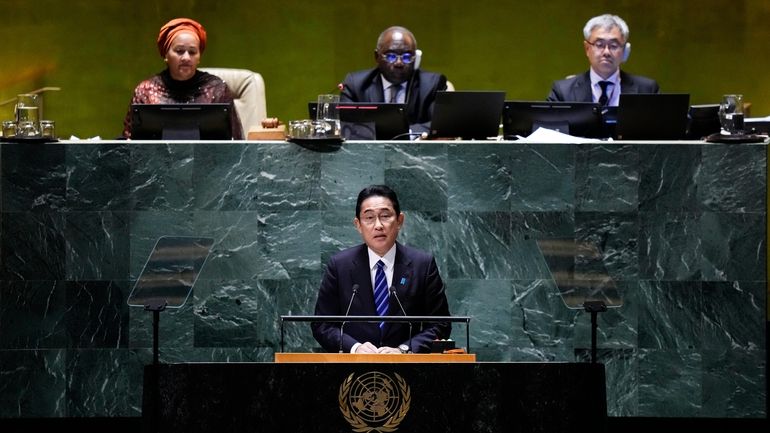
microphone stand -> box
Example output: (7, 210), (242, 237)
(339, 284), (359, 353)
(390, 287), (412, 353)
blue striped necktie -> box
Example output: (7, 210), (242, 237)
(374, 260), (389, 328)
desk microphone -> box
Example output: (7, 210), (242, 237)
(390, 286), (412, 353)
(339, 284), (359, 353)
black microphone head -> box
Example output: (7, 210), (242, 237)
(351, 283), (359, 293)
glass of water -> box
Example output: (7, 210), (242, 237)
(719, 94), (744, 135)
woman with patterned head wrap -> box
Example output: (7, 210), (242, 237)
(123, 18), (243, 139)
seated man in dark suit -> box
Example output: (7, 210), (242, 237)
(547, 14), (659, 106)
(339, 26), (448, 134)
(311, 185), (451, 354)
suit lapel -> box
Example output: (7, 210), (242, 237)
(351, 245), (377, 315)
(570, 72), (593, 103)
(405, 71), (419, 120)
(619, 71), (637, 94)
(365, 73), (385, 104)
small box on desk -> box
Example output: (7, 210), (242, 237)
(247, 124), (286, 140)
(430, 339), (456, 353)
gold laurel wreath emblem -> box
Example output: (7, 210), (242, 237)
(339, 372), (411, 433)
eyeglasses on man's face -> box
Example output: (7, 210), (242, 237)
(586, 39), (624, 53)
(359, 211), (396, 226)
(381, 51), (416, 64)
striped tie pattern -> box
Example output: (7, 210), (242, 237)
(374, 260), (389, 328)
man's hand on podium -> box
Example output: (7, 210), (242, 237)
(354, 342), (379, 353)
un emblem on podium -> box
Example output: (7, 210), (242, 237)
(339, 371), (411, 432)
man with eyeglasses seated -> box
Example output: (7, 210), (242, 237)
(311, 185), (451, 354)
(546, 14), (659, 106)
(339, 26), (449, 135)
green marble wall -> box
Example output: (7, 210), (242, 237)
(1, 0), (770, 138)
(0, 140), (766, 419)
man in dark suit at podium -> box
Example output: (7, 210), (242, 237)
(339, 26), (448, 134)
(547, 14), (659, 106)
(312, 185), (451, 354)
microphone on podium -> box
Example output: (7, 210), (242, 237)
(390, 286), (412, 353)
(339, 284), (359, 353)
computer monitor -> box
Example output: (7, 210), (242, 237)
(131, 103), (234, 140)
(428, 91), (506, 139)
(502, 101), (604, 139)
(615, 93), (690, 140)
(687, 104), (720, 139)
(307, 102), (410, 140)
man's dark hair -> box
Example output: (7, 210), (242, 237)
(355, 185), (401, 217)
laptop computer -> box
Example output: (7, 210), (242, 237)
(615, 93), (690, 140)
(428, 91), (506, 139)
(502, 101), (603, 138)
(308, 102), (410, 140)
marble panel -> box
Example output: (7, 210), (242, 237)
(66, 143), (130, 210)
(65, 211), (130, 280)
(65, 280), (129, 349)
(130, 143), (194, 211)
(0, 280), (66, 349)
(0, 349), (66, 417)
(576, 142), (638, 212)
(192, 142), (262, 210)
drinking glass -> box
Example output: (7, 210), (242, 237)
(719, 94), (744, 134)
(2, 120), (17, 138)
(15, 93), (40, 124)
(316, 94), (340, 137)
(40, 120), (56, 139)
(16, 121), (40, 138)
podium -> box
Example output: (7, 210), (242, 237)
(143, 361), (606, 433)
(274, 352), (476, 363)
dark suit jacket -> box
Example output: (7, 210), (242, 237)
(546, 70), (660, 103)
(311, 242), (451, 353)
(340, 68), (448, 132)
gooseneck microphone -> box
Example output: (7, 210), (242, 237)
(339, 284), (359, 353)
(390, 286), (412, 353)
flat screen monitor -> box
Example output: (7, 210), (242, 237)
(308, 102), (410, 140)
(615, 93), (690, 140)
(502, 101), (603, 139)
(687, 104), (720, 139)
(131, 103), (234, 140)
(428, 91), (506, 139)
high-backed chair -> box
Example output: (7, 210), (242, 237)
(199, 67), (266, 135)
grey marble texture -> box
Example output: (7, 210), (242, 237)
(0, 139), (766, 419)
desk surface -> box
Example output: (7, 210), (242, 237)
(4, 138), (766, 145)
(274, 352), (476, 363)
